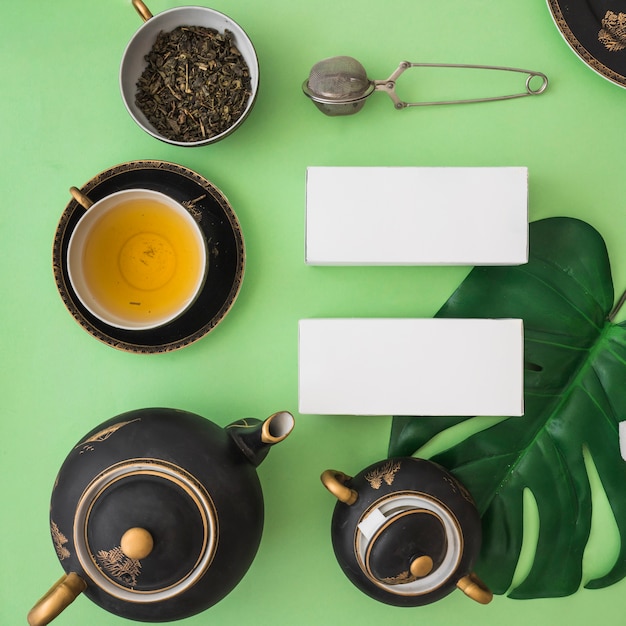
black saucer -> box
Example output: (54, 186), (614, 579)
(548, 0), (626, 87)
(53, 160), (245, 353)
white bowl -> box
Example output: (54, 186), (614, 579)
(120, 2), (259, 146)
(67, 188), (207, 330)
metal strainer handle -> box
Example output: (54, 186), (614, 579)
(376, 61), (548, 109)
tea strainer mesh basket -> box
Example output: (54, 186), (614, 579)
(305, 56), (374, 102)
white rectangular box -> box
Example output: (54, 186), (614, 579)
(305, 166), (528, 265)
(298, 318), (524, 416)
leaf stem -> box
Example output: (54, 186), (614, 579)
(608, 289), (626, 322)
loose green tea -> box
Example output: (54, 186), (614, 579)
(136, 26), (252, 142)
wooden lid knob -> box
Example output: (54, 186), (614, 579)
(120, 527), (154, 560)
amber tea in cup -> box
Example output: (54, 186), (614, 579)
(67, 189), (207, 330)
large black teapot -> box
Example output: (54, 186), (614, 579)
(321, 457), (492, 607)
(28, 407), (294, 625)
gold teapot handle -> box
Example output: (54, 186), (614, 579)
(132, 0), (153, 21)
(456, 572), (493, 604)
(27, 572), (87, 626)
(320, 470), (358, 505)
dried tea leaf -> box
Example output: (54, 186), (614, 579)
(135, 26), (252, 142)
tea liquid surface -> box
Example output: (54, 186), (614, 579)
(82, 198), (205, 325)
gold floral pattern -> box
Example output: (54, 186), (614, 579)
(51, 521), (71, 560)
(599, 11), (626, 52)
(96, 546), (142, 587)
(365, 461), (401, 489)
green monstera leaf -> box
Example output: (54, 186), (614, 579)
(389, 217), (626, 599)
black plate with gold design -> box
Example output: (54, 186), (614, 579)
(53, 161), (245, 353)
(547, 0), (626, 87)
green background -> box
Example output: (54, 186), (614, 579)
(2, 0), (626, 624)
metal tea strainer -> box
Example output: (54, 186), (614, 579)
(302, 56), (548, 116)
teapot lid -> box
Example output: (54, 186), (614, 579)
(355, 493), (463, 597)
(73, 459), (217, 602)
(365, 509), (448, 584)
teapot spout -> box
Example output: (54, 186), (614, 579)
(227, 411), (294, 467)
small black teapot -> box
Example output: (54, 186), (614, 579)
(321, 457), (492, 606)
(28, 407), (294, 625)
